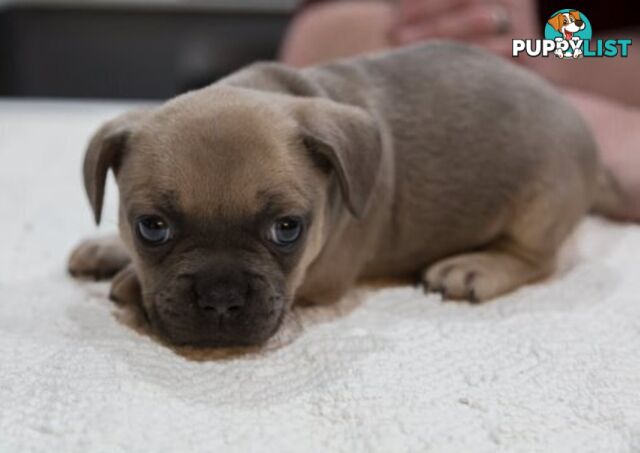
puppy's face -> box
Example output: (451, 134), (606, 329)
(117, 97), (327, 346)
(83, 86), (380, 347)
(548, 11), (585, 38)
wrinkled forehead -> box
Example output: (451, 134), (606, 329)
(121, 101), (312, 220)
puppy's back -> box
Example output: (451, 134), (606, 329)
(306, 41), (599, 276)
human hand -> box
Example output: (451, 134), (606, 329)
(390, 0), (539, 57)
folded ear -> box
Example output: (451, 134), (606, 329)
(83, 109), (147, 224)
(569, 10), (580, 21)
(293, 98), (382, 218)
(547, 14), (562, 31)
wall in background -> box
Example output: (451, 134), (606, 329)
(0, 1), (297, 99)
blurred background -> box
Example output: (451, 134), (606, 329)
(1, 0), (638, 101)
(0, 0), (297, 99)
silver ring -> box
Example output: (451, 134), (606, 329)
(492, 4), (511, 35)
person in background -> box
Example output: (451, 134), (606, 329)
(279, 0), (640, 221)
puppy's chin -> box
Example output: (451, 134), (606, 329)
(156, 316), (285, 348)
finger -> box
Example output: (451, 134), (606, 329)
(476, 37), (539, 66)
(394, 3), (508, 44)
(396, 0), (475, 25)
(472, 36), (513, 58)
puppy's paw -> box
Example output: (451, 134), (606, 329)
(68, 236), (130, 280)
(109, 264), (142, 306)
(423, 256), (487, 303)
(423, 251), (550, 303)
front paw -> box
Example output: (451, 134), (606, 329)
(109, 264), (142, 306)
(423, 254), (511, 303)
(423, 258), (484, 303)
(68, 236), (130, 280)
(423, 251), (550, 303)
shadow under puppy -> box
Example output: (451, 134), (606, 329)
(69, 41), (623, 347)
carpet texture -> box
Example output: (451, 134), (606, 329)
(1, 100), (639, 452)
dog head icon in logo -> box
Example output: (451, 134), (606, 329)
(545, 9), (592, 58)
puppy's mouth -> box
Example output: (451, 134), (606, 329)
(141, 292), (287, 348)
(564, 31), (573, 39)
(155, 308), (284, 347)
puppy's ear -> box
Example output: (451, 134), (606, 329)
(293, 98), (382, 218)
(569, 10), (580, 21)
(547, 13), (563, 31)
(83, 110), (147, 224)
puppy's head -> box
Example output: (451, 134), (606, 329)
(547, 11), (585, 36)
(83, 86), (381, 347)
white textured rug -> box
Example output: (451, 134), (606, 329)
(1, 100), (640, 452)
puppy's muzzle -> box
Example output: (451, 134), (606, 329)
(149, 263), (284, 347)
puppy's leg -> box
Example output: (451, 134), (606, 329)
(423, 185), (586, 302)
(109, 264), (142, 306)
(423, 246), (554, 302)
(68, 235), (130, 280)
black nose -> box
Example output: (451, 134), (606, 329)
(197, 284), (245, 315)
(575, 19), (584, 27)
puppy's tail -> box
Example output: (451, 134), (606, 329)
(592, 167), (633, 221)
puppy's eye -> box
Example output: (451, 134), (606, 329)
(268, 217), (302, 247)
(136, 216), (171, 245)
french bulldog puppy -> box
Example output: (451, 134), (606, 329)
(68, 41), (623, 347)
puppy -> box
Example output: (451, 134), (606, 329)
(69, 42), (622, 347)
(547, 10), (586, 59)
